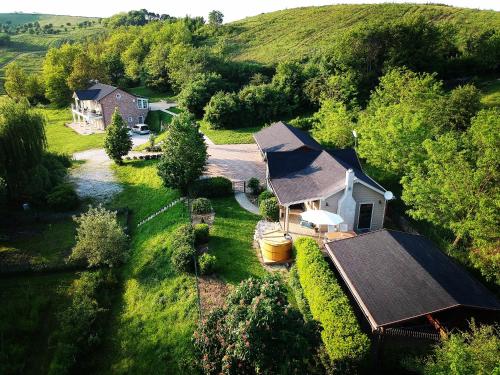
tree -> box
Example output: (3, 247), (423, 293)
(104, 108), (132, 164)
(401, 108), (499, 283)
(0, 100), (46, 199)
(43, 44), (82, 106)
(177, 72), (225, 117)
(69, 205), (128, 267)
(446, 84), (481, 132)
(203, 91), (241, 129)
(67, 53), (106, 91)
(193, 275), (319, 374)
(208, 10), (223, 26)
(4, 62), (28, 101)
(425, 322), (499, 375)
(312, 99), (356, 148)
(157, 112), (207, 193)
(358, 68), (446, 176)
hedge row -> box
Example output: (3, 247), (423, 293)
(294, 237), (370, 367)
(189, 177), (233, 198)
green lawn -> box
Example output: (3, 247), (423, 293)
(209, 196), (266, 284)
(199, 121), (260, 145)
(0, 217), (76, 265)
(42, 107), (105, 155)
(479, 78), (500, 108)
(97, 159), (197, 374)
(128, 86), (175, 102)
(0, 272), (76, 374)
(111, 160), (180, 226)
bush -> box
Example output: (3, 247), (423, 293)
(260, 197), (279, 221)
(288, 265), (313, 321)
(194, 223), (209, 245)
(193, 275), (319, 374)
(189, 177), (233, 198)
(289, 115), (316, 131)
(171, 244), (196, 273)
(258, 189), (275, 205)
(198, 253), (216, 275)
(247, 177), (261, 195)
(191, 197), (212, 214)
(46, 183), (79, 211)
(424, 322), (499, 375)
(295, 237), (370, 369)
(170, 224), (195, 249)
(170, 224), (196, 273)
(69, 205), (128, 268)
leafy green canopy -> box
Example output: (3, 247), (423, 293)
(425, 322), (500, 375)
(104, 108), (132, 164)
(70, 205), (129, 268)
(0, 100), (46, 197)
(157, 112), (207, 194)
(193, 274), (319, 374)
(402, 108), (500, 283)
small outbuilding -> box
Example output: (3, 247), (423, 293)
(325, 230), (500, 338)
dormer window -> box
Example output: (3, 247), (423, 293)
(137, 98), (148, 109)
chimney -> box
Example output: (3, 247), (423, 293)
(345, 169), (354, 192)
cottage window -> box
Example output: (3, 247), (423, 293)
(116, 93), (122, 99)
(137, 98), (148, 109)
(138, 115), (144, 123)
(128, 116), (133, 123)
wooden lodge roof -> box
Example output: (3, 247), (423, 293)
(325, 230), (500, 331)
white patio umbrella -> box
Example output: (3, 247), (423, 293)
(300, 210), (343, 226)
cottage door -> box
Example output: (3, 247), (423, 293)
(357, 203), (373, 230)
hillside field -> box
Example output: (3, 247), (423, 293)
(227, 3), (500, 64)
(0, 13), (104, 93)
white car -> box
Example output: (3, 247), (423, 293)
(131, 124), (150, 135)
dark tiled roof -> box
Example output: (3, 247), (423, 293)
(74, 83), (118, 101)
(325, 230), (500, 329)
(253, 121), (321, 153)
(267, 148), (385, 205)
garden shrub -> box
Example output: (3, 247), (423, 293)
(69, 205), (129, 268)
(193, 274), (319, 374)
(194, 223), (209, 245)
(295, 237), (370, 369)
(170, 224), (196, 273)
(260, 197), (279, 221)
(46, 183), (79, 211)
(49, 270), (116, 375)
(191, 197), (212, 214)
(258, 190), (274, 205)
(425, 322), (500, 375)
(189, 177), (233, 198)
(288, 265), (313, 321)
(289, 115), (316, 131)
(198, 253), (216, 275)
(171, 244), (196, 273)
(247, 177), (261, 195)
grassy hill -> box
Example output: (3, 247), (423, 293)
(0, 13), (104, 93)
(227, 3), (500, 64)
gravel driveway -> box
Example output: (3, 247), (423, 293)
(70, 134), (150, 202)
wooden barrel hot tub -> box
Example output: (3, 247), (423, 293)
(259, 229), (292, 263)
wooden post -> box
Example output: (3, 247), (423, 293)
(285, 205), (290, 235)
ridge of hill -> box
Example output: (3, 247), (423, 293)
(227, 3), (500, 64)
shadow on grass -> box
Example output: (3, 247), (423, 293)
(209, 196), (267, 284)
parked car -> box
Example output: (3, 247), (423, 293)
(131, 124), (150, 135)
